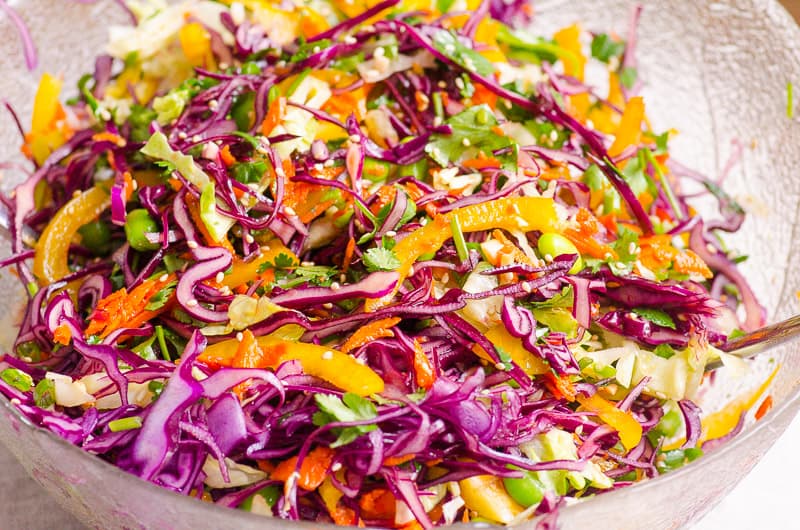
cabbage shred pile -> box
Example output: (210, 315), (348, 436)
(0, 0), (764, 527)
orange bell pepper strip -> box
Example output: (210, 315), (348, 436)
(339, 317), (401, 353)
(577, 393), (643, 451)
(34, 186), (111, 285)
(359, 489), (396, 520)
(199, 336), (385, 396)
(412, 340), (436, 390)
(260, 96), (286, 137)
(365, 196), (559, 310)
(608, 96), (645, 158)
(271, 446), (335, 490)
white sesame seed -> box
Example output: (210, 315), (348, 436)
(455, 78), (465, 90)
(301, 261), (315, 267)
(433, 116), (443, 126)
(312, 46), (321, 54)
(437, 81), (447, 88)
(339, 274), (347, 283)
(159, 274), (169, 282)
(322, 350), (334, 360)
(521, 281), (532, 293)
(131, 180), (139, 190)
(344, 35), (357, 45)
(349, 134), (361, 143)
(323, 159), (334, 167)
(628, 242), (637, 254)
(494, 362), (506, 370)
(192, 135), (202, 143)
(72, 190), (82, 198)
(549, 130), (558, 142)
(275, 166), (286, 178)
(331, 462), (343, 472)
(544, 254), (554, 263)
(215, 271), (225, 283)
(236, 332), (244, 342)
(186, 299), (199, 307)
(276, 60), (287, 68)
(260, 245), (271, 252)
(177, 131), (188, 140)
(10, 398), (20, 405)
(313, 163), (324, 172)
(245, 233), (255, 244)
(385, 230), (397, 237)
(323, 302), (333, 309)
(220, 286), (232, 295)
(208, 99), (219, 110)
(374, 47), (385, 58)
(440, 273), (450, 284)
(187, 240), (199, 249)
(219, 62), (229, 70)
(355, 358), (367, 365)
(284, 206), (296, 216)
(461, 138), (471, 147)
(330, 282), (341, 291)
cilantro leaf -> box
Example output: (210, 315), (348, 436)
(145, 280), (178, 311)
(590, 33), (625, 63)
(231, 160), (269, 184)
(608, 226), (639, 276)
(363, 247), (401, 272)
(633, 307), (677, 330)
(432, 30), (494, 76)
(290, 39), (332, 63)
(425, 104), (513, 166)
(313, 393), (378, 448)
(653, 343), (676, 359)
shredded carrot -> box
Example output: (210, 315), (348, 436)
(383, 453), (416, 467)
(471, 83), (498, 109)
(370, 185), (397, 215)
(359, 489), (396, 520)
(755, 395), (773, 421)
(271, 446), (335, 490)
(219, 145), (236, 167)
(85, 273), (176, 338)
(342, 237), (356, 274)
(462, 155), (501, 170)
(261, 96), (286, 137)
(340, 317), (401, 353)
(91, 131), (126, 147)
(53, 324), (72, 346)
(412, 339), (436, 390)
(330, 505), (358, 526)
(543, 372), (576, 402)
(492, 229), (534, 267)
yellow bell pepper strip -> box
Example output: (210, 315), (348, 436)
(22, 73), (71, 165)
(33, 186), (111, 285)
(459, 475), (525, 524)
(608, 96), (645, 158)
(472, 325), (550, 376)
(221, 240), (299, 290)
(366, 196), (559, 310)
(198, 336), (385, 396)
(576, 393), (643, 451)
(178, 22), (214, 67)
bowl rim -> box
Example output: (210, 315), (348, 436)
(2, 0), (800, 528)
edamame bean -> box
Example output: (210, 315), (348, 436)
(124, 209), (160, 252)
(537, 232), (584, 274)
(78, 220), (112, 255)
(503, 471), (545, 507)
(239, 485), (280, 511)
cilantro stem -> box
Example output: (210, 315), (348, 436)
(155, 325), (171, 361)
(432, 91), (444, 120)
(788, 81), (795, 119)
(450, 216), (469, 263)
(643, 149), (683, 221)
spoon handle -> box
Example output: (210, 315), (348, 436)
(718, 314), (800, 360)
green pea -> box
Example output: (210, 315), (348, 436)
(537, 232), (584, 274)
(78, 220), (112, 255)
(124, 209), (160, 252)
(231, 91), (256, 131)
(239, 485), (280, 512)
(503, 471), (544, 507)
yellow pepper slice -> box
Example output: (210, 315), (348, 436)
(221, 240), (299, 289)
(199, 336), (385, 396)
(33, 186), (111, 285)
(473, 325), (550, 376)
(608, 96), (645, 157)
(178, 22), (214, 67)
(577, 393), (643, 451)
(367, 196), (558, 310)
(459, 475), (525, 524)
(24, 73), (70, 165)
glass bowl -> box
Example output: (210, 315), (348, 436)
(1, 0), (799, 528)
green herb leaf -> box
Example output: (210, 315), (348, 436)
(363, 247), (401, 272)
(146, 280), (177, 311)
(290, 39), (332, 63)
(590, 33), (625, 63)
(231, 160), (269, 184)
(633, 307), (677, 330)
(425, 104), (513, 166)
(432, 30), (494, 76)
(313, 393), (378, 448)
